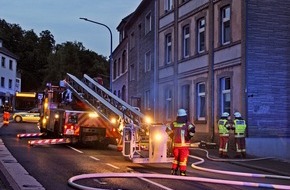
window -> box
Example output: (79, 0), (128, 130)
(9, 60), (13, 70)
(165, 0), (173, 12)
(1, 57), (5, 68)
(122, 50), (127, 74)
(183, 25), (190, 58)
(221, 6), (230, 45)
(129, 64), (135, 81)
(145, 51), (151, 72)
(197, 18), (205, 53)
(1, 77), (4, 88)
(181, 84), (190, 117)
(130, 32), (135, 50)
(165, 88), (173, 121)
(113, 60), (117, 79)
(9, 79), (12, 89)
(145, 12), (152, 34)
(122, 85), (126, 101)
(165, 33), (172, 64)
(145, 90), (151, 110)
(118, 58), (121, 76)
(181, 0), (190, 3)
(221, 77), (231, 114)
(197, 82), (206, 120)
(118, 90), (121, 98)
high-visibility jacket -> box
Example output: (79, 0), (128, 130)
(167, 121), (195, 147)
(234, 119), (246, 137)
(218, 119), (230, 136)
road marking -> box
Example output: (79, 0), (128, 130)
(138, 177), (173, 190)
(67, 146), (83, 153)
(105, 163), (120, 169)
(127, 170), (173, 190)
(89, 156), (100, 161)
(93, 179), (107, 185)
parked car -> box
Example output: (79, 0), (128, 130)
(13, 108), (40, 123)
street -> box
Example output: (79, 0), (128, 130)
(0, 122), (289, 190)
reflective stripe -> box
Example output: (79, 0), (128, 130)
(173, 143), (191, 147)
(235, 133), (245, 137)
(219, 133), (229, 136)
(172, 160), (179, 164)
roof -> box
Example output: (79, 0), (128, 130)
(0, 46), (19, 59)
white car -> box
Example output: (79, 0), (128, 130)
(13, 108), (40, 123)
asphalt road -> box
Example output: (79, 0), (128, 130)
(0, 122), (289, 190)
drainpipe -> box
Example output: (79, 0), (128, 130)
(209, 0), (215, 142)
(153, 0), (157, 121)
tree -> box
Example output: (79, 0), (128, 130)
(0, 19), (110, 91)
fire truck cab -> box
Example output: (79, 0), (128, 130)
(38, 82), (115, 147)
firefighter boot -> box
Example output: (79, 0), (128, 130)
(242, 152), (246, 159)
(180, 170), (186, 176)
(171, 169), (178, 175)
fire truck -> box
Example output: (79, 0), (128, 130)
(20, 73), (172, 163)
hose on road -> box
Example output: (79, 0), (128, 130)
(68, 148), (290, 190)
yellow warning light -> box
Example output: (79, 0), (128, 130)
(44, 102), (48, 109)
(111, 118), (117, 124)
(144, 116), (152, 124)
(89, 113), (98, 118)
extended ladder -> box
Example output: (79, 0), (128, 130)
(65, 73), (145, 127)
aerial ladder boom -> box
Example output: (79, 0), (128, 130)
(65, 73), (146, 128)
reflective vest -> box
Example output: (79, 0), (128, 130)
(168, 121), (193, 147)
(234, 119), (246, 137)
(218, 119), (229, 136)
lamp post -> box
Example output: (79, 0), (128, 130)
(79, 17), (113, 91)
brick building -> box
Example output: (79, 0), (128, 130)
(112, 0), (290, 159)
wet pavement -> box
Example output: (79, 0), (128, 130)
(0, 115), (289, 189)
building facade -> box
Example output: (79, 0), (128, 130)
(0, 39), (19, 110)
(112, 0), (157, 119)
(112, 0), (290, 159)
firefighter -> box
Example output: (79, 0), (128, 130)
(166, 108), (195, 176)
(3, 101), (10, 126)
(232, 112), (247, 158)
(218, 112), (232, 158)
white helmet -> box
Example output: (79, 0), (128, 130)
(234, 112), (241, 118)
(177, 109), (187, 116)
(221, 112), (229, 117)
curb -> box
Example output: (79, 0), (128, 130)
(230, 160), (290, 177)
(0, 139), (45, 190)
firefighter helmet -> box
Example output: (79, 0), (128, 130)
(177, 109), (187, 117)
(221, 112), (229, 117)
(234, 112), (242, 118)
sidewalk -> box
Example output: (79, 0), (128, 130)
(0, 116), (44, 190)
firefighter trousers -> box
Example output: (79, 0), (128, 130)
(172, 147), (189, 172)
(219, 136), (229, 157)
(235, 137), (246, 157)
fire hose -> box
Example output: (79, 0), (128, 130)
(68, 148), (290, 190)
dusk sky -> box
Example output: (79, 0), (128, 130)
(0, 0), (141, 57)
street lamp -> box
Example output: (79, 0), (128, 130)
(79, 17), (113, 91)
